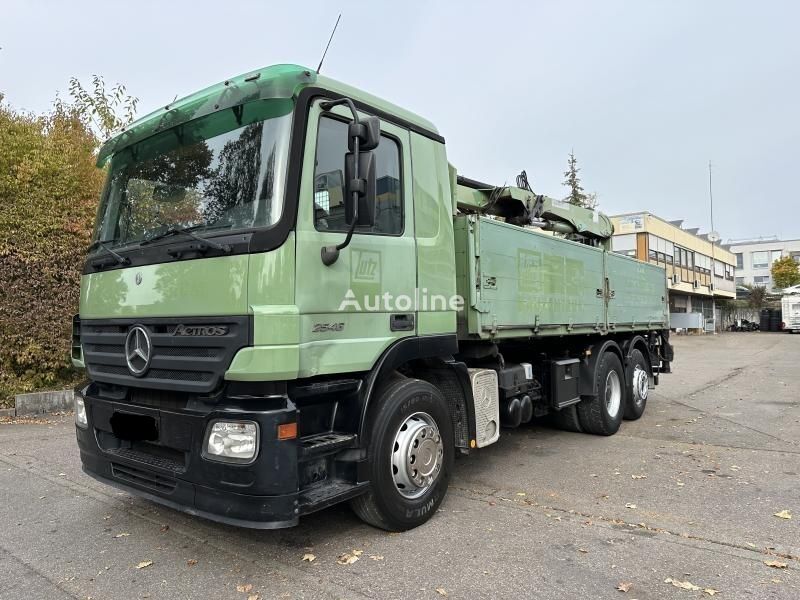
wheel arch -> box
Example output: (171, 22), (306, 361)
(621, 335), (651, 374)
(578, 339), (624, 398)
(358, 335), (475, 449)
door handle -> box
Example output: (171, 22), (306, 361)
(390, 313), (415, 332)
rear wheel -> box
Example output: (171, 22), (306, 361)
(350, 376), (453, 531)
(624, 349), (650, 421)
(577, 351), (624, 436)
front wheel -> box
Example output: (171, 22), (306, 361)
(350, 376), (453, 531)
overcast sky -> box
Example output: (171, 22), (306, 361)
(2, 0), (798, 241)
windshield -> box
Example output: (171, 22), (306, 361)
(92, 99), (293, 249)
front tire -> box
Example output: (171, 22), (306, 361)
(577, 351), (624, 436)
(350, 376), (453, 531)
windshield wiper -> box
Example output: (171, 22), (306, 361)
(140, 224), (232, 253)
(88, 240), (130, 267)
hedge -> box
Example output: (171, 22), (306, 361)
(0, 96), (104, 407)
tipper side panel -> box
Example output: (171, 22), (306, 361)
(605, 251), (669, 329)
(455, 215), (668, 340)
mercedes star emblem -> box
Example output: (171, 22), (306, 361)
(124, 325), (152, 376)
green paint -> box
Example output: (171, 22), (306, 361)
(80, 254), (249, 319)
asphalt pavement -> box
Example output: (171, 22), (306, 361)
(1, 332), (798, 599)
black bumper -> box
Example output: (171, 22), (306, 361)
(76, 385), (301, 529)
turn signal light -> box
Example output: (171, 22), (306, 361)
(277, 422), (297, 440)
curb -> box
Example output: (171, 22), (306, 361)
(14, 389), (74, 417)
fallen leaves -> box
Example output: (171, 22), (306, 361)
(435, 588), (447, 596)
(664, 578), (719, 595)
(764, 560), (787, 569)
(248, 595), (260, 600)
(631, 474), (647, 480)
(336, 550), (363, 565)
(187, 559), (197, 566)
(236, 584), (253, 593)
(113, 532), (130, 538)
(135, 561), (153, 570)
(302, 553), (316, 562)
(625, 503), (637, 509)
(773, 510), (792, 520)
(664, 577), (700, 591)
(616, 581), (632, 592)
(369, 555), (384, 561)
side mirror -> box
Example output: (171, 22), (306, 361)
(344, 150), (376, 227)
(348, 116), (380, 151)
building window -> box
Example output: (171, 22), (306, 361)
(313, 116), (402, 235)
(771, 250), (783, 263)
(725, 264), (734, 280)
(612, 234), (636, 255)
(754, 275), (770, 285)
(752, 251), (769, 269)
(675, 246), (685, 267)
(792, 252), (800, 264)
(735, 253), (743, 269)
(736, 277), (744, 285)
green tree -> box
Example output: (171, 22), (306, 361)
(562, 151), (598, 209)
(67, 75), (138, 141)
(744, 284), (768, 311)
(771, 255), (800, 289)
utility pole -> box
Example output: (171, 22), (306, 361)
(708, 160), (718, 334)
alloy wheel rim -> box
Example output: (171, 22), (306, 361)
(632, 365), (649, 405)
(605, 370), (622, 418)
(391, 412), (443, 499)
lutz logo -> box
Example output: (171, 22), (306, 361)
(173, 324), (228, 336)
(351, 250), (380, 283)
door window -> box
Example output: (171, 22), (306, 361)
(313, 116), (402, 235)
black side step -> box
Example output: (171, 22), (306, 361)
(552, 396), (581, 410)
(298, 481), (369, 516)
(298, 432), (357, 459)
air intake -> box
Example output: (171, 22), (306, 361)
(468, 368), (500, 448)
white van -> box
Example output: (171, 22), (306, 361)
(782, 289), (800, 333)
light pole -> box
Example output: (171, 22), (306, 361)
(708, 160), (720, 334)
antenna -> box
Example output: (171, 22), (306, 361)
(316, 14), (342, 74)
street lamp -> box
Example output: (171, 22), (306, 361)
(708, 160), (719, 334)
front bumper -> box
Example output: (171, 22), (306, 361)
(75, 384), (301, 529)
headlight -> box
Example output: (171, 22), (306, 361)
(75, 396), (88, 429)
(203, 420), (259, 463)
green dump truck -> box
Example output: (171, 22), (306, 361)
(73, 64), (673, 531)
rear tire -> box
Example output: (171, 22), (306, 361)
(350, 376), (453, 531)
(577, 351), (624, 436)
(624, 349), (650, 421)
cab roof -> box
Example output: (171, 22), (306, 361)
(97, 64), (440, 166)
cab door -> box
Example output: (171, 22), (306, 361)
(293, 99), (416, 378)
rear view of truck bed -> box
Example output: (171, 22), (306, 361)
(454, 215), (668, 340)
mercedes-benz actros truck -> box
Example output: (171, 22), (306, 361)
(72, 64), (673, 531)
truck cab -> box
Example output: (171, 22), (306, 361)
(74, 64), (672, 531)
